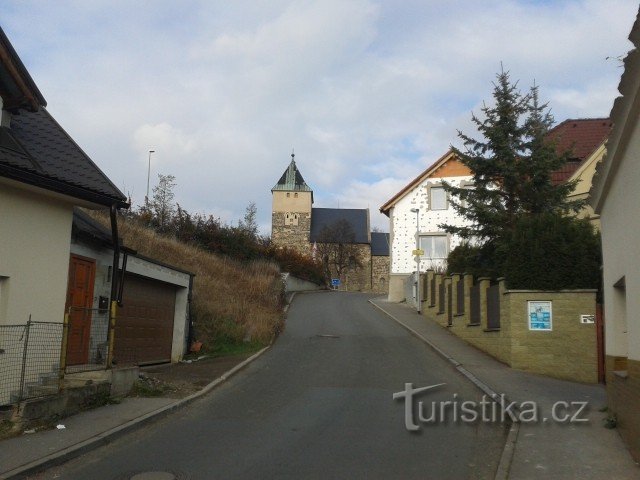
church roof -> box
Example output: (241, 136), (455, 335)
(310, 208), (370, 244)
(272, 153), (313, 193)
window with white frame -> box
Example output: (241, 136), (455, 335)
(429, 186), (447, 210)
(419, 235), (448, 259)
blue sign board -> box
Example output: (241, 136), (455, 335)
(331, 278), (341, 287)
(528, 301), (552, 331)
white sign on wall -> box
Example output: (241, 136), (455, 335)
(580, 314), (595, 324)
(528, 301), (552, 331)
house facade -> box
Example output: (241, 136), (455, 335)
(0, 27), (128, 328)
(0, 27), (129, 405)
(271, 154), (389, 292)
(590, 10), (640, 462)
(379, 150), (472, 301)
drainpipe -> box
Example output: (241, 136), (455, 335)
(106, 204), (120, 368)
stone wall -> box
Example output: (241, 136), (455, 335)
(271, 210), (311, 256)
(337, 243), (371, 292)
(606, 356), (640, 462)
(371, 255), (390, 293)
(419, 272), (598, 383)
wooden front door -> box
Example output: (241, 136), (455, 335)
(65, 255), (96, 365)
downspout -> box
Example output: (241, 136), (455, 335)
(106, 204), (120, 368)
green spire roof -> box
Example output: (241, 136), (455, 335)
(272, 152), (313, 192)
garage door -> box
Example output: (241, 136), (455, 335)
(114, 273), (176, 365)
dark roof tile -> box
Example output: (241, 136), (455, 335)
(371, 232), (390, 256)
(548, 118), (612, 185)
(1, 107), (127, 206)
(310, 208), (370, 244)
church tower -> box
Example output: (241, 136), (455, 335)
(271, 152), (313, 255)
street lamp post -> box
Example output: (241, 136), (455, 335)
(411, 208), (421, 314)
(145, 149), (155, 207)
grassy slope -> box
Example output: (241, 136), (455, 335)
(88, 211), (285, 350)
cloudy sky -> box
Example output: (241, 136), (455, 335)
(2, 1), (637, 233)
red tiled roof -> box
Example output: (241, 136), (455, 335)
(548, 118), (612, 185)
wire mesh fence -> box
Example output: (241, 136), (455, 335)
(0, 320), (63, 406)
(64, 307), (110, 374)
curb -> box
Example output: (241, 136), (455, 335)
(368, 299), (518, 480)
(1, 345), (272, 480)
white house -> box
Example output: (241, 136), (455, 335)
(380, 150), (473, 301)
(590, 8), (640, 462)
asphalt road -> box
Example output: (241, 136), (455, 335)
(34, 292), (507, 480)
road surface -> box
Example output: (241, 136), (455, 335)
(35, 292), (506, 479)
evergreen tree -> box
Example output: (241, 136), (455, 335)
(441, 70), (583, 242)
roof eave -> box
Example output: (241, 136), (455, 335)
(0, 163), (129, 208)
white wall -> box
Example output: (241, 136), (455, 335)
(599, 114), (640, 361)
(389, 175), (472, 275)
(0, 182), (74, 325)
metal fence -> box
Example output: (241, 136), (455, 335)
(0, 307), (114, 406)
(0, 319), (63, 405)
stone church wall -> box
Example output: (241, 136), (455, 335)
(271, 211), (311, 256)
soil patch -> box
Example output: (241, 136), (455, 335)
(135, 353), (256, 398)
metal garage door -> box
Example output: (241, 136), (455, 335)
(114, 273), (176, 365)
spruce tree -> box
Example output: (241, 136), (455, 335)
(441, 70), (584, 243)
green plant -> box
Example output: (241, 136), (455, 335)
(500, 214), (601, 290)
(604, 414), (617, 429)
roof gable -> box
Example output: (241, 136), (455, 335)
(380, 150), (470, 215)
(548, 118), (612, 185)
(0, 26), (46, 111)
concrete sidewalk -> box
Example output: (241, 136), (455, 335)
(0, 346), (270, 480)
(370, 297), (639, 480)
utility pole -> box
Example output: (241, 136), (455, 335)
(411, 208), (421, 313)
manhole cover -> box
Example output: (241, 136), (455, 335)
(130, 473), (176, 480)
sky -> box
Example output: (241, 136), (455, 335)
(2, 0), (638, 233)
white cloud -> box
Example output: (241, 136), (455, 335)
(2, 0), (637, 236)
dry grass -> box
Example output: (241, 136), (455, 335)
(87, 211), (284, 348)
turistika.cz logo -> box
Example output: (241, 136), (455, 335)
(393, 383), (589, 431)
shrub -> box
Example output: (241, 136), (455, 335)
(500, 214), (601, 290)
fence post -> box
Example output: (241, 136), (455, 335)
(19, 315), (32, 402)
(106, 300), (118, 368)
(59, 310), (70, 390)
(451, 273), (461, 316)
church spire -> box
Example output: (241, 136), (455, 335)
(272, 150), (313, 193)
